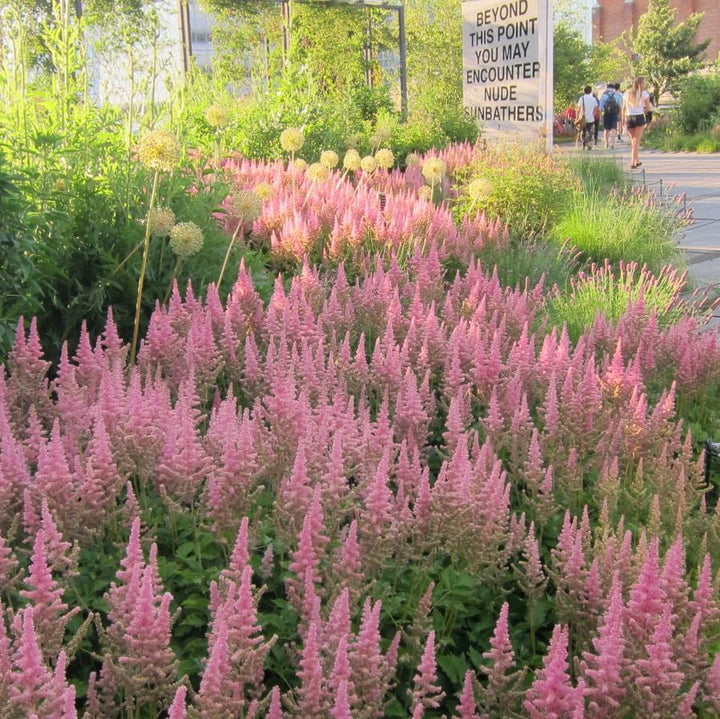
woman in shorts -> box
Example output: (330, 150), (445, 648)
(623, 76), (653, 169)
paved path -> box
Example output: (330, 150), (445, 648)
(557, 145), (720, 292)
(626, 150), (720, 290)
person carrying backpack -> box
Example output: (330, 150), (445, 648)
(600, 82), (620, 149)
(577, 86), (599, 150)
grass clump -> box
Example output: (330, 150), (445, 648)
(548, 191), (683, 272)
(546, 261), (689, 341)
(565, 155), (626, 194)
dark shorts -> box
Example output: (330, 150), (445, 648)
(603, 112), (618, 130)
(626, 114), (646, 129)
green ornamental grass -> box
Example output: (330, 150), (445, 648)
(548, 191), (683, 272)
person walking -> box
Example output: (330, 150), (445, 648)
(577, 85), (599, 150)
(599, 82), (620, 148)
(622, 76), (652, 169)
(614, 83), (625, 141)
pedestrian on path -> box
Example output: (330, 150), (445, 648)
(577, 86), (599, 151)
(600, 82), (620, 148)
(623, 76), (653, 169)
(614, 84), (625, 141)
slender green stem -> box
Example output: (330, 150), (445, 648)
(110, 239), (144, 278)
(130, 170), (160, 364)
(164, 255), (183, 304)
(217, 224), (244, 289)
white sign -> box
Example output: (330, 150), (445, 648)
(462, 0), (553, 152)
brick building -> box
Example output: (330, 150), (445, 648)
(592, 0), (720, 60)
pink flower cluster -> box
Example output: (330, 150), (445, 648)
(216, 145), (507, 264)
(1, 246), (720, 715)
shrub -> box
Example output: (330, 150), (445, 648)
(676, 70), (720, 135)
(455, 146), (580, 237)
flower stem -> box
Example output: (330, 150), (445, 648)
(217, 223), (244, 289)
(164, 255), (183, 305)
(130, 170), (160, 364)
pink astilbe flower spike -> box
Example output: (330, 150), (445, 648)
(168, 685), (187, 719)
(195, 615), (243, 717)
(350, 599), (386, 718)
(295, 620), (325, 716)
(455, 670), (480, 719)
(580, 572), (626, 717)
(625, 536), (665, 644)
(267, 685), (285, 719)
(20, 530), (79, 660)
(482, 602), (515, 698)
(117, 563), (178, 709)
(632, 604), (684, 717)
(223, 516), (250, 585)
(330, 679), (353, 719)
(523, 624), (583, 719)
(411, 630), (445, 711)
(9, 607), (52, 712)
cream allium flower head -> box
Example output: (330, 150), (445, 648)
(230, 190), (263, 224)
(147, 206), (176, 237)
(343, 149), (361, 171)
(375, 148), (395, 170)
(418, 186), (433, 201)
(294, 158), (308, 172)
(205, 104), (229, 129)
(370, 126), (391, 146)
(308, 162), (331, 183)
(360, 155), (377, 173)
(280, 127), (305, 153)
(53, 178), (68, 192)
(345, 133), (361, 149)
(254, 182), (274, 200)
(320, 150), (339, 169)
(467, 177), (492, 202)
(405, 152), (421, 167)
(422, 157), (447, 184)
(169, 221), (204, 258)
(138, 131), (180, 172)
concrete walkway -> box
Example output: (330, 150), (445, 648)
(625, 150), (720, 290)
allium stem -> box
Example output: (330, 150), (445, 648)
(217, 224), (244, 289)
(110, 239), (144, 278)
(130, 169), (160, 364)
(164, 256), (183, 305)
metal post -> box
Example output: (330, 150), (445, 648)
(397, 4), (408, 120)
(178, 0), (193, 73)
(280, 0), (291, 66)
(364, 8), (374, 89)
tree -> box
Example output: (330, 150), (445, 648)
(631, 0), (710, 104)
(553, 22), (590, 112)
(589, 40), (630, 87)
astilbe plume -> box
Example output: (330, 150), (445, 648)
(630, 604), (684, 717)
(579, 572), (626, 717)
(455, 670), (479, 719)
(478, 602), (523, 716)
(410, 630), (445, 711)
(117, 562), (178, 711)
(523, 625), (583, 719)
(19, 530), (79, 660)
(8, 607), (53, 713)
(292, 620), (325, 716)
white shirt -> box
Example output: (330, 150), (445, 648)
(578, 94), (599, 122)
(624, 89), (650, 116)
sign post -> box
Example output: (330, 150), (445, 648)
(462, 0), (553, 153)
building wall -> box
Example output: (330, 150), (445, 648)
(592, 0), (720, 60)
